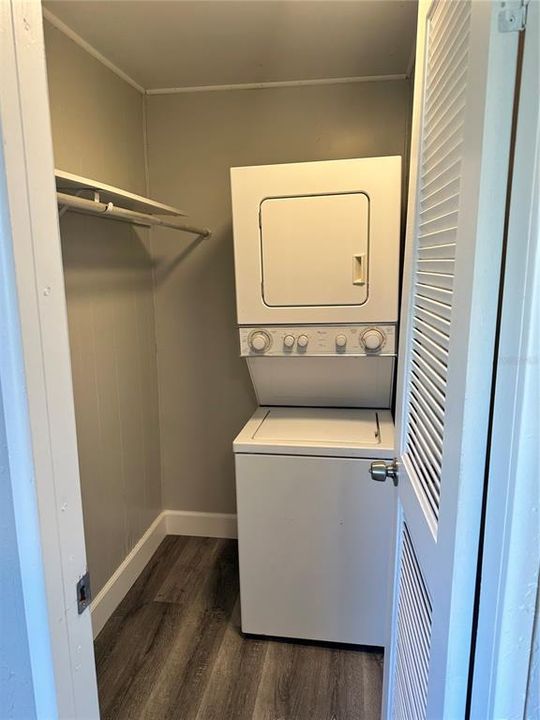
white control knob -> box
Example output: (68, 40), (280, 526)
(335, 334), (347, 349)
(361, 329), (384, 352)
(283, 334), (295, 349)
(297, 334), (309, 349)
(249, 331), (271, 353)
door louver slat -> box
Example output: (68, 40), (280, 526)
(414, 295), (452, 324)
(409, 413), (443, 467)
(410, 395), (444, 455)
(419, 192), (459, 222)
(423, 106), (465, 161)
(415, 282), (453, 305)
(412, 349), (447, 395)
(404, 0), (471, 524)
(409, 374), (445, 431)
(413, 316), (450, 353)
(409, 397), (444, 458)
(418, 243), (456, 260)
(407, 447), (439, 515)
(418, 226), (457, 246)
(421, 158), (462, 200)
(424, 88), (466, 145)
(419, 211), (459, 236)
(421, 177), (460, 211)
(416, 271), (454, 292)
(413, 326), (449, 365)
(426, 27), (470, 110)
(414, 305), (451, 338)
(425, 21), (469, 100)
(423, 120), (463, 170)
(425, 49), (468, 118)
(417, 259), (455, 275)
(393, 523), (433, 720)
(415, 295), (453, 321)
(421, 142), (463, 186)
(410, 378), (444, 424)
(428, 0), (466, 48)
(412, 337), (448, 379)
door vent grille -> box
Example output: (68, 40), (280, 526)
(404, 0), (471, 523)
(393, 523), (432, 720)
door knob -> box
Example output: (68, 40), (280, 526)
(370, 460), (399, 486)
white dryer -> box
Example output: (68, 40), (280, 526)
(231, 157), (401, 646)
(231, 156), (401, 327)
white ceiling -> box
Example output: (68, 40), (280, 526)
(43, 1), (417, 91)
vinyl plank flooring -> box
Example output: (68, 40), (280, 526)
(142, 541), (239, 720)
(95, 536), (383, 720)
(252, 639), (335, 720)
(195, 601), (268, 720)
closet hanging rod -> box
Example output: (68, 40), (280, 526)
(57, 192), (211, 237)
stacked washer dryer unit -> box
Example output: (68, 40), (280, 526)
(231, 157), (401, 647)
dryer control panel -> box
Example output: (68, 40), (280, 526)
(239, 325), (396, 357)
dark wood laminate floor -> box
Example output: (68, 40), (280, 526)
(95, 536), (383, 720)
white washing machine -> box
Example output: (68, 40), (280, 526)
(231, 157), (401, 646)
(234, 407), (394, 646)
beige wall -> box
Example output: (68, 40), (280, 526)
(146, 80), (411, 513)
(44, 21), (161, 595)
(45, 22), (146, 195)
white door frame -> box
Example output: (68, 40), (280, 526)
(469, 1), (540, 716)
(0, 1), (99, 717)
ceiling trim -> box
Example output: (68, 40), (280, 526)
(147, 74), (408, 95)
(42, 8), (409, 96)
(42, 8), (145, 94)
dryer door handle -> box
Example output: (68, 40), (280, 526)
(353, 253), (367, 286)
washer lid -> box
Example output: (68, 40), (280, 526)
(234, 407), (394, 458)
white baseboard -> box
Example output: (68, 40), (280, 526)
(90, 509), (237, 637)
(165, 510), (238, 539)
(90, 511), (167, 638)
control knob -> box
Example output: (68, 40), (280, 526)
(249, 330), (271, 353)
(335, 334), (347, 349)
(361, 328), (385, 352)
(297, 334), (309, 349)
(283, 334), (295, 349)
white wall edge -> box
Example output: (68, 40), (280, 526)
(90, 512), (167, 638)
(90, 509), (237, 638)
(146, 74), (408, 95)
(42, 8), (145, 94)
(165, 510), (238, 539)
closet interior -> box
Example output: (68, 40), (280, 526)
(42, 1), (417, 716)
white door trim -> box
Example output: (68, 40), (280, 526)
(470, 2), (540, 715)
(0, 1), (99, 717)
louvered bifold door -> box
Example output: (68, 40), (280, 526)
(384, 0), (520, 718)
(406, 0), (471, 527)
